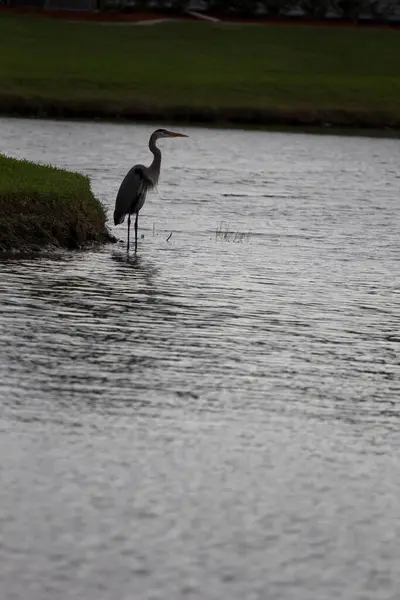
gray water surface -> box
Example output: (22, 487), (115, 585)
(0, 118), (400, 600)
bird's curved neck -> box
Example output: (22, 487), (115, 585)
(149, 134), (161, 172)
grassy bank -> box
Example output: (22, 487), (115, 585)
(0, 15), (399, 129)
(0, 154), (112, 252)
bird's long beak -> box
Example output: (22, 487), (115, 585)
(167, 131), (188, 137)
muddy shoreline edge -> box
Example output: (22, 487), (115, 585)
(0, 153), (116, 255)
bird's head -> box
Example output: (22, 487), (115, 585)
(152, 128), (188, 139)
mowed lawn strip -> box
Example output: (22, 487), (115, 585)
(0, 16), (399, 125)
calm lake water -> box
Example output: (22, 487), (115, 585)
(0, 117), (399, 600)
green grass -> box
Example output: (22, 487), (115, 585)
(0, 153), (111, 252)
(0, 15), (400, 126)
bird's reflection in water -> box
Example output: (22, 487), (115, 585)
(111, 249), (144, 267)
(110, 250), (160, 304)
(111, 249), (158, 276)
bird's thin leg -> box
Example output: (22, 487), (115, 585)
(135, 213), (139, 254)
(127, 215), (131, 254)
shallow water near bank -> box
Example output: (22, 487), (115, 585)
(0, 117), (400, 600)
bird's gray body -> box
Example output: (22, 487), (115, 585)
(113, 128), (188, 253)
(113, 164), (155, 226)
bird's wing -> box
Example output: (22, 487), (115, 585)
(113, 166), (151, 226)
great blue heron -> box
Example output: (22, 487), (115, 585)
(113, 128), (188, 254)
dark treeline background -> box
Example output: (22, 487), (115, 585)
(105, 0), (400, 22)
(4, 0), (400, 24)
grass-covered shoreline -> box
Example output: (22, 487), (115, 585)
(0, 154), (112, 252)
(0, 15), (399, 130)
